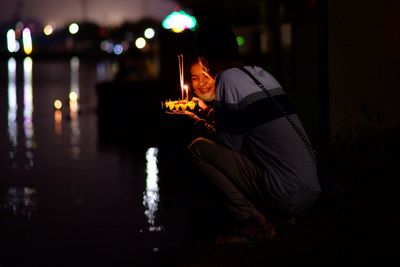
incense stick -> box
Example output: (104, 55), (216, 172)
(178, 54), (184, 100)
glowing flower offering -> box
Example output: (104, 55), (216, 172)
(162, 53), (198, 111)
(162, 99), (196, 111)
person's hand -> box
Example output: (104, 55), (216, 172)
(165, 109), (201, 122)
(192, 97), (209, 110)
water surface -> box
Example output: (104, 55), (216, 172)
(0, 57), (190, 267)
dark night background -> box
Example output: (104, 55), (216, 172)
(0, 0), (399, 266)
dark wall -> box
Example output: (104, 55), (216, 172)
(328, 0), (400, 142)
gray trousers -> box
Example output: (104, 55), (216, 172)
(188, 137), (268, 222)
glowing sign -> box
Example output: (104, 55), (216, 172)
(162, 10), (197, 33)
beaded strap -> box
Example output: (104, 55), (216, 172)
(238, 67), (317, 163)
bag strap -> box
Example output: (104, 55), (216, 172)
(238, 67), (317, 163)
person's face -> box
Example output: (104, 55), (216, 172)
(190, 61), (215, 102)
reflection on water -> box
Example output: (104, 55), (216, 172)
(96, 60), (115, 82)
(23, 57), (35, 168)
(70, 56), (80, 99)
(54, 109), (62, 136)
(69, 98), (80, 160)
(7, 58), (17, 152)
(1, 186), (37, 220)
(7, 57), (36, 169)
(143, 147), (163, 232)
(4, 56), (116, 164)
(69, 57), (81, 160)
(0, 57), (184, 265)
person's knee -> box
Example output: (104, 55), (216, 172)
(188, 137), (213, 159)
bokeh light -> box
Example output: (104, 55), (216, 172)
(69, 92), (78, 101)
(43, 25), (54, 36)
(100, 40), (114, 53)
(22, 28), (33, 55)
(162, 10), (197, 33)
(135, 37), (146, 49)
(113, 44), (124, 55)
(54, 100), (62, 110)
(144, 28), (155, 39)
(7, 29), (17, 53)
(68, 23), (79, 34)
(236, 36), (245, 46)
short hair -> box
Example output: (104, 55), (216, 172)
(194, 23), (239, 64)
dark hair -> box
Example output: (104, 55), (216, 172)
(193, 23), (239, 64)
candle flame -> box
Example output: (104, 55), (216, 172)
(183, 84), (188, 101)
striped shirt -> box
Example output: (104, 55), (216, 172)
(214, 66), (321, 210)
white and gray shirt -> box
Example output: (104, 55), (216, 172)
(214, 65), (321, 210)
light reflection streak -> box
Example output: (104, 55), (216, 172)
(3, 186), (37, 220)
(54, 110), (62, 136)
(96, 60), (114, 82)
(69, 98), (81, 160)
(7, 58), (18, 153)
(70, 56), (80, 99)
(143, 147), (163, 232)
(69, 57), (81, 160)
(23, 57), (35, 168)
(54, 100), (63, 136)
(7, 57), (36, 168)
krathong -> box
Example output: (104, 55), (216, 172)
(162, 54), (197, 111)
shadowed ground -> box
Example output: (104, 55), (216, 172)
(0, 80), (398, 267)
